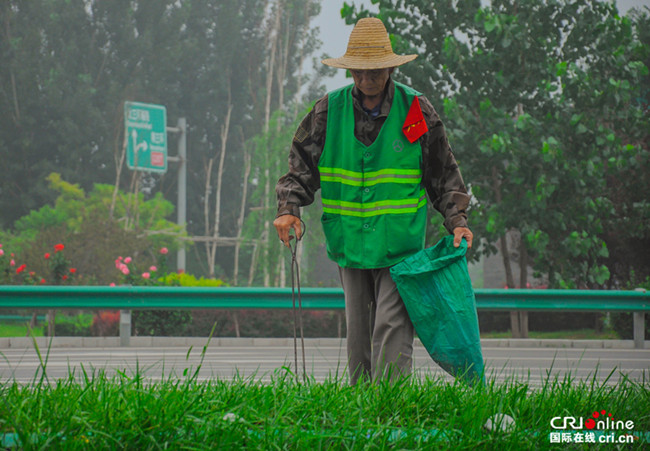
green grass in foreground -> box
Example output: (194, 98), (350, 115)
(1, 364), (648, 450)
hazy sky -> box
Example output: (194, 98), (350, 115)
(314, 0), (650, 92)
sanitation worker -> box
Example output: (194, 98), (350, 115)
(274, 17), (473, 384)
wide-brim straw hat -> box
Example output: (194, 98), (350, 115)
(322, 17), (417, 70)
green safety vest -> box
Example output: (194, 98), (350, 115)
(318, 82), (427, 269)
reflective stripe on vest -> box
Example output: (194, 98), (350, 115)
(322, 189), (426, 217)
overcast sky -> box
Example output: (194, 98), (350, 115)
(314, 0), (650, 92)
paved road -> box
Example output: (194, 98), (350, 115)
(1, 339), (648, 387)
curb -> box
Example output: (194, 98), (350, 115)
(0, 336), (647, 350)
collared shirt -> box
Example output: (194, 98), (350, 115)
(276, 78), (471, 233)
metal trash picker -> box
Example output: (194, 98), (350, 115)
(287, 220), (307, 383)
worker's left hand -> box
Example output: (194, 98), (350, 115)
(453, 227), (473, 249)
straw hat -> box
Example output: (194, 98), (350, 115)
(322, 18), (417, 70)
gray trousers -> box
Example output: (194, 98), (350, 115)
(338, 266), (414, 384)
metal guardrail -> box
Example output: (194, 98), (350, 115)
(0, 286), (647, 347)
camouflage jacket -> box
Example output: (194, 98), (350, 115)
(275, 78), (470, 233)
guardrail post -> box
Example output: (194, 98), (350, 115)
(633, 312), (645, 349)
(633, 288), (647, 349)
(120, 310), (131, 347)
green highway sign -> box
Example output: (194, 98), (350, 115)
(124, 101), (168, 173)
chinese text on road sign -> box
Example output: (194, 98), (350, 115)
(124, 102), (168, 173)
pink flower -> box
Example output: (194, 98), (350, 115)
(0, 249), (4, 256)
(149, 265), (157, 272)
(124, 257), (132, 264)
(16, 264), (26, 274)
(142, 272), (150, 279)
(10, 259), (15, 266)
(109, 282), (116, 287)
(120, 265), (130, 275)
(160, 247), (169, 255)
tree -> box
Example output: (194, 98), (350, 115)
(343, 0), (649, 291)
(239, 0), (326, 287)
(1, 0), (326, 284)
(2, 173), (184, 285)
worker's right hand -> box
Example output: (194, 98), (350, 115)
(273, 214), (302, 247)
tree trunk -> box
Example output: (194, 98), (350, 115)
(232, 312), (241, 338)
(124, 170), (140, 230)
(500, 234), (521, 338)
(292, 1), (311, 120)
(248, 238), (260, 286)
(261, 0), (281, 287)
(233, 145), (252, 286)
(4, 14), (21, 124)
(203, 157), (215, 271)
(518, 235), (529, 338)
(27, 312), (37, 337)
(48, 310), (56, 337)
(207, 97), (233, 277)
(110, 119), (128, 220)
(492, 166), (522, 338)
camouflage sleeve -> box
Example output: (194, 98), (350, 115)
(418, 95), (471, 232)
(275, 95), (328, 218)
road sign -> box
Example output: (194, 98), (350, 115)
(124, 101), (168, 173)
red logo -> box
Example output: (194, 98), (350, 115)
(586, 410), (614, 430)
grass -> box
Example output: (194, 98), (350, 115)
(0, 341), (648, 450)
(1, 370), (648, 449)
(480, 329), (621, 340)
(0, 322), (623, 340)
(0, 323), (44, 338)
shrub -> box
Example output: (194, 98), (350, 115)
(113, 249), (229, 336)
(92, 311), (120, 336)
(45, 313), (93, 337)
(610, 313), (649, 340)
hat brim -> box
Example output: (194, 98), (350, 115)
(321, 53), (417, 70)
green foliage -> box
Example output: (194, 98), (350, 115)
(2, 173), (183, 285)
(0, 372), (648, 449)
(0, 240), (76, 286)
(344, 0), (650, 288)
(160, 272), (226, 287)
(132, 311), (192, 337)
(111, 249), (194, 336)
(242, 104), (335, 287)
(44, 313), (93, 337)
(0, 0), (324, 283)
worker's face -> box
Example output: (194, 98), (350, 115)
(350, 68), (394, 97)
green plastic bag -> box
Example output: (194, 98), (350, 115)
(390, 235), (484, 383)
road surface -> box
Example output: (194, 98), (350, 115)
(1, 338), (648, 387)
